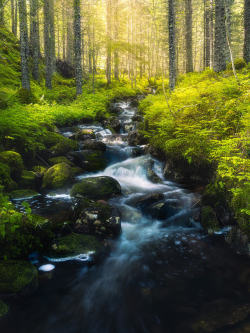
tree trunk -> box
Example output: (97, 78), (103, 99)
(114, 0), (119, 80)
(73, 0), (82, 95)
(209, 0), (214, 68)
(11, 0), (15, 33)
(44, 0), (52, 89)
(185, 0), (193, 72)
(66, 10), (73, 65)
(0, 0), (4, 25)
(49, 0), (55, 72)
(214, 0), (226, 72)
(244, 0), (250, 63)
(30, 0), (39, 80)
(168, 0), (176, 90)
(204, 0), (210, 68)
(106, 0), (112, 86)
(19, 0), (30, 90)
(225, 0), (233, 62)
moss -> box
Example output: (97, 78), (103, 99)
(201, 206), (220, 232)
(227, 58), (247, 70)
(0, 162), (17, 191)
(19, 170), (37, 189)
(49, 156), (73, 166)
(0, 151), (24, 181)
(14, 88), (38, 104)
(0, 261), (38, 294)
(9, 189), (39, 199)
(32, 165), (47, 175)
(43, 132), (77, 156)
(71, 176), (121, 200)
(49, 233), (102, 257)
(0, 300), (8, 318)
(71, 167), (83, 176)
(82, 150), (107, 172)
(42, 162), (72, 189)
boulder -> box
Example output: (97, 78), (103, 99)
(48, 233), (103, 257)
(81, 139), (106, 152)
(126, 193), (164, 209)
(128, 130), (147, 146)
(9, 189), (39, 200)
(201, 205), (220, 232)
(68, 150), (107, 172)
(0, 151), (24, 181)
(0, 162), (17, 191)
(19, 170), (38, 189)
(70, 129), (96, 141)
(73, 198), (121, 238)
(71, 176), (121, 200)
(0, 300), (8, 318)
(42, 132), (78, 157)
(42, 162), (72, 189)
(48, 156), (74, 166)
(0, 261), (38, 295)
(104, 117), (121, 133)
(147, 200), (180, 220)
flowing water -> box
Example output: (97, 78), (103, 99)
(1, 100), (250, 333)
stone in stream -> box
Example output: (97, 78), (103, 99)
(71, 176), (121, 201)
(72, 198), (121, 238)
(81, 139), (106, 152)
(42, 162), (73, 189)
(128, 130), (148, 146)
(126, 193), (164, 209)
(103, 116), (121, 133)
(68, 150), (107, 172)
(0, 261), (38, 295)
(69, 128), (96, 141)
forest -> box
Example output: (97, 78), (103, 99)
(0, 0), (249, 332)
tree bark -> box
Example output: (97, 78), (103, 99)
(185, 0), (193, 72)
(0, 0), (4, 25)
(244, 0), (250, 63)
(19, 0), (30, 90)
(114, 0), (119, 80)
(168, 0), (176, 90)
(214, 0), (226, 72)
(204, 0), (210, 68)
(106, 0), (112, 86)
(44, 0), (52, 89)
(73, 0), (83, 95)
(30, 0), (39, 80)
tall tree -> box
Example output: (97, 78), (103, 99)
(114, 0), (119, 80)
(19, 0), (30, 90)
(185, 0), (193, 72)
(73, 0), (83, 95)
(214, 0), (226, 72)
(244, 0), (250, 63)
(204, 0), (210, 68)
(106, 0), (112, 85)
(30, 0), (40, 80)
(0, 0), (4, 25)
(168, 0), (176, 90)
(44, 0), (52, 89)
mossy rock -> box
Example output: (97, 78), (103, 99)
(49, 233), (102, 257)
(19, 170), (37, 189)
(32, 165), (47, 175)
(0, 300), (8, 318)
(9, 189), (39, 200)
(0, 162), (17, 191)
(71, 176), (121, 200)
(82, 150), (107, 172)
(0, 261), (38, 294)
(0, 151), (24, 181)
(42, 162), (72, 189)
(71, 167), (83, 176)
(49, 156), (73, 166)
(201, 206), (220, 232)
(42, 132), (77, 156)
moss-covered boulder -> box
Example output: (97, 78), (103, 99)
(19, 170), (37, 189)
(0, 300), (8, 318)
(71, 176), (121, 200)
(0, 162), (17, 191)
(201, 206), (220, 232)
(68, 150), (107, 172)
(48, 233), (103, 258)
(0, 151), (24, 181)
(70, 129), (96, 140)
(0, 261), (38, 294)
(9, 189), (39, 200)
(42, 132), (77, 157)
(49, 156), (73, 166)
(73, 198), (121, 238)
(42, 162), (72, 189)
(82, 139), (106, 152)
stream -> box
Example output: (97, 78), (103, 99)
(1, 100), (250, 333)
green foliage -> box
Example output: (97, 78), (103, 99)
(140, 69), (250, 234)
(226, 58), (247, 70)
(0, 151), (24, 181)
(14, 88), (38, 104)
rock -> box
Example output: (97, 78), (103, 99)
(70, 129), (96, 140)
(0, 151), (24, 181)
(81, 139), (106, 151)
(71, 176), (121, 200)
(104, 117), (121, 133)
(0, 300), (8, 318)
(48, 156), (74, 166)
(225, 227), (250, 256)
(0, 162), (17, 191)
(19, 170), (38, 189)
(73, 198), (121, 238)
(145, 159), (162, 183)
(42, 162), (72, 189)
(127, 193), (164, 209)
(128, 131), (147, 146)
(9, 189), (39, 199)
(201, 206), (220, 232)
(147, 200), (180, 220)
(0, 261), (38, 295)
(132, 114), (143, 122)
(68, 150), (107, 172)
(42, 132), (78, 157)
(109, 104), (123, 114)
(191, 299), (250, 332)
(48, 233), (103, 257)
